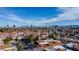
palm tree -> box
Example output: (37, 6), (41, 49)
(15, 37), (23, 51)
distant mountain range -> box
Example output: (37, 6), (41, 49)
(64, 25), (79, 28)
(0, 25), (79, 28)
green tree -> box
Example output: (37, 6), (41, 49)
(16, 42), (22, 51)
(15, 37), (18, 41)
(3, 37), (13, 44)
(0, 29), (4, 32)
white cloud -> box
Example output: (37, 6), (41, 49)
(0, 7), (79, 26)
(37, 7), (79, 24)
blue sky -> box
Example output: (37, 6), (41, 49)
(0, 7), (79, 27)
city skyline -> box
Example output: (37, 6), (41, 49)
(0, 7), (79, 27)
